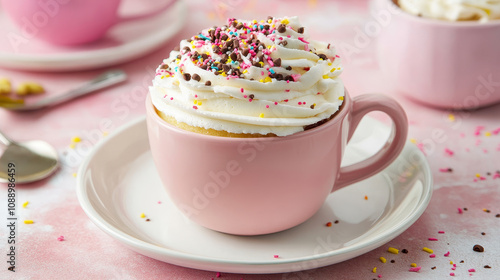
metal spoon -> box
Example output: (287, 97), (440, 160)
(0, 130), (58, 184)
(0, 70), (127, 111)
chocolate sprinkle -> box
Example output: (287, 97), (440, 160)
(249, 94), (255, 100)
(460, 260), (464, 263)
(286, 66), (292, 71)
(496, 214), (500, 218)
(334, 220), (339, 224)
(402, 249), (408, 254)
(484, 265), (491, 269)
(205, 81), (212, 86)
(183, 73), (191, 81)
(431, 266), (436, 270)
(473, 244), (484, 252)
(277, 24), (287, 33)
(481, 232), (486, 235)
(192, 73), (201, 81)
(146, 219), (150, 222)
(390, 260), (395, 263)
(297, 27), (304, 34)
(310, 104), (315, 109)
(273, 58), (282, 67)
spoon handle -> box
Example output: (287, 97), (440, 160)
(29, 70), (127, 111)
(0, 129), (13, 146)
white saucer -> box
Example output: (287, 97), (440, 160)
(77, 116), (432, 274)
(0, 0), (186, 72)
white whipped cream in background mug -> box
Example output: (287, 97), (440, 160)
(398, 0), (500, 22)
(150, 16), (345, 137)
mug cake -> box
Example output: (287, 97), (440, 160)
(150, 16), (345, 137)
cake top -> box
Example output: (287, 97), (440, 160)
(150, 16), (345, 137)
(398, 0), (500, 22)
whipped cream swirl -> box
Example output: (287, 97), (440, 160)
(398, 0), (500, 22)
(150, 16), (344, 136)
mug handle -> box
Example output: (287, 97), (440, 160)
(117, 0), (178, 23)
(333, 94), (408, 190)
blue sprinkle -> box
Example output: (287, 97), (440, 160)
(269, 68), (275, 74)
(250, 46), (254, 50)
(198, 34), (210, 40)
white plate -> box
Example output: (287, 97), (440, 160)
(0, 0), (186, 72)
(76, 116), (433, 274)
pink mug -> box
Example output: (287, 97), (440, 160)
(1, 0), (177, 45)
(146, 90), (408, 235)
(375, 0), (500, 109)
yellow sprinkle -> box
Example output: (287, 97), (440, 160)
(337, 67), (341, 70)
(476, 173), (481, 178)
(450, 261), (454, 264)
(485, 132), (492, 137)
(388, 247), (399, 254)
(259, 79), (264, 83)
(372, 267), (377, 273)
(330, 68), (335, 73)
(281, 19), (289, 25)
(422, 247), (433, 254)
(338, 96), (344, 101)
(264, 77), (272, 83)
(259, 61), (264, 66)
(22, 201), (29, 208)
(379, 257), (387, 263)
(448, 114), (455, 122)
(364, 195), (368, 200)
(252, 20), (257, 24)
(410, 263), (417, 267)
(322, 75), (329, 79)
(221, 72), (227, 77)
(259, 113), (264, 118)
(103, 131), (109, 137)
(328, 62), (332, 66)
(24, 220), (34, 224)
(140, 213), (146, 218)
(71, 136), (81, 143)
(72, 173), (77, 178)
(410, 138), (417, 144)
(268, 19), (272, 23)
(69, 143), (76, 149)
(193, 100), (198, 105)
(483, 208), (489, 212)
(197, 101), (202, 106)
(243, 70), (248, 74)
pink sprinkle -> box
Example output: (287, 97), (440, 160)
(473, 178), (478, 182)
(57, 236), (65, 241)
(453, 264), (457, 267)
(163, 94), (167, 98)
(428, 238), (438, 241)
(438, 231), (445, 234)
(298, 102), (302, 105)
(304, 44), (309, 51)
(458, 207), (463, 214)
(273, 255), (279, 258)
(493, 173), (500, 179)
(439, 168), (451, 172)
(193, 106), (198, 109)
(480, 176), (487, 181)
(492, 128), (500, 135)
(261, 71), (265, 76)
(243, 95), (247, 98)
(285, 89), (290, 92)
(216, 272), (221, 278)
(291, 74), (301, 82)
(170, 97), (173, 100)
(274, 102), (278, 105)
(266, 105), (269, 108)
(460, 133), (466, 138)
(483, 149), (488, 153)
(451, 267), (456, 270)
(468, 269), (476, 272)
(429, 254), (436, 258)
(409, 266), (422, 272)
(298, 37), (310, 44)
(378, 274), (382, 278)
(450, 272), (455, 276)
(444, 148), (454, 156)
(157, 201), (162, 204)
(240, 88), (244, 93)
(444, 251), (450, 257)
(416, 143), (426, 155)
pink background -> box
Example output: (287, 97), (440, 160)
(1, 0), (500, 279)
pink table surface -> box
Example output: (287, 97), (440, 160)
(1, 0), (500, 279)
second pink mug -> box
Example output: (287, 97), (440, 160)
(1, 0), (177, 45)
(146, 90), (408, 235)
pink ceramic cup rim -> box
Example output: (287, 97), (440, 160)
(148, 89), (352, 143)
(384, 0), (500, 28)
